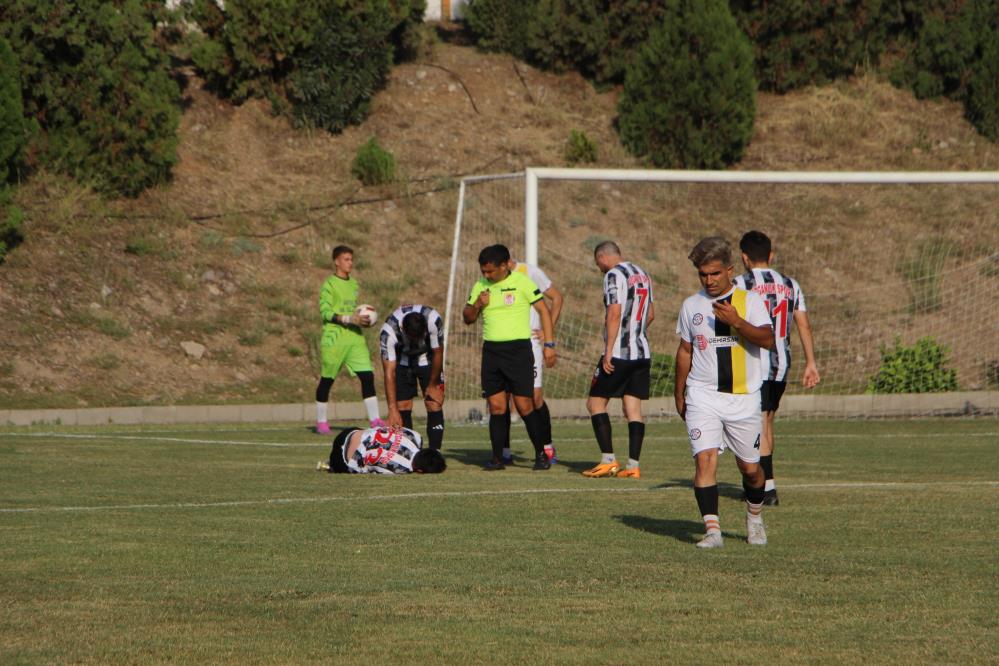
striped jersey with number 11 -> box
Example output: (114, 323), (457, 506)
(603, 262), (653, 360)
(735, 268), (806, 383)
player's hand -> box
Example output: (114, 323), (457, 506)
(675, 395), (686, 421)
(357, 313), (373, 327)
(531, 328), (542, 338)
(802, 364), (820, 389)
(476, 291), (490, 309)
(543, 346), (556, 368)
(711, 300), (740, 327)
(387, 406), (403, 429)
(602, 352), (615, 374)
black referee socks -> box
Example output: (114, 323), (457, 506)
(521, 409), (546, 455)
(488, 414), (509, 460)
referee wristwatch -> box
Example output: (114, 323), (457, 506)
(543, 342), (556, 349)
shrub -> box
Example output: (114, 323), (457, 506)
(965, 29), (999, 140)
(729, 0), (894, 93)
(288, 1), (395, 132)
(0, 190), (24, 263)
(528, 0), (607, 78)
(465, 0), (539, 59)
(617, 0), (756, 168)
(351, 137), (396, 185)
(1, 1), (181, 197)
(866, 336), (958, 394)
(564, 129), (598, 164)
(0, 38), (29, 185)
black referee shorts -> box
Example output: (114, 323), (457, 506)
(760, 380), (787, 413)
(589, 357), (651, 399)
(481, 339), (534, 398)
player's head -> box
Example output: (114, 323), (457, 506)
(332, 245), (354, 276)
(412, 448), (447, 474)
(689, 236), (734, 297)
(593, 240), (622, 273)
(328, 427), (359, 474)
(478, 244), (511, 283)
(401, 312), (428, 344)
(739, 230), (773, 267)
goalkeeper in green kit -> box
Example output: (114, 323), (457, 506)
(315, 245), (386, 434)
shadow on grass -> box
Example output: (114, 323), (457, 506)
(614, 515), (705, 544)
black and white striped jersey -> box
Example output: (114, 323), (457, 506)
(603, 262), (653, 360)
(735, 268), (807, 382)
(379, 304), (444, 367)
(345, 427), (423, 474)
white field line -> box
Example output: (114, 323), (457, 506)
(1, 431), (997, 448)
(1, 481), (996, 514)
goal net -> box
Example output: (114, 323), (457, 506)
(444, 169), (999, 418)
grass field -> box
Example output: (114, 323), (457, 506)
(1, 418), (997, 664)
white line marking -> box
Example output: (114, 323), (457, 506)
(1, 481), (995, 514)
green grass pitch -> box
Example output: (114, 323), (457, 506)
(1, 418), (997, 663)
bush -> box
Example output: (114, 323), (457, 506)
(0, 38), (29, 185)
(866, 336), (958, 394)
(465, 0), (539, 59)
(0, 1), (181, 197)
(289, 1), (395, 132)
(0, 190), (24, 263)
(351, 137), (396, 185)
(729, 0), (894, 93)
(564, 130), (597, 164)
(617, 0), (756, 168)
(528, 0), (607, 78)
(966, 29), (999, 140)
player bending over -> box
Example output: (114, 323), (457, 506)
(582, 241), (655, 479)
(379, 305), (446, 450)
(675, 237), (775, 548)
(319, 426), (446, 474)
(736, 230), (820, 505)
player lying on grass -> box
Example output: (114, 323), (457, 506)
(318, 426), (447, 474)
(675, 236), (775, 549)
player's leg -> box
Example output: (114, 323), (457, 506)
(315, 331), (347, 434)
(481, 342), (512, 469)
(344, 340), (382, 426)
(530, 338), (557, 463)
(396, 365), (418, 430)
(501, 394), (514, 463)
(759, 380), (786, 505)
(417, 367), (445, 451)
(505, 345), (549, 470)
(685, 386), (725, 548)
(724, 397), (767, 546)
(617, 360), (650, 478)
(583, 357), (626, 477)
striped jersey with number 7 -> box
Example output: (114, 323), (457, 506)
(603, 262), (653, 360)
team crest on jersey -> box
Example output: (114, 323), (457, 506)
(692, 313), (703, 325)
(694, 334), (709, 351)
(504, 293), (516, 305)
(689, 428), (702, 440)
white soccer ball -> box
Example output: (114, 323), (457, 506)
(355, 304), (378, 327)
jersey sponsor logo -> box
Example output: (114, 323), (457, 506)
(694, 334), (709, 351)
(504, 293), (516, 305)
(751, 282), (795, 298)
(689, 428), (702, 440)
(626, 274), (649, 287)
(709, 335), (740, 346)
(692, 313), (703, 325)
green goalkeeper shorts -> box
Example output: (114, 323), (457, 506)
(319, 327), (373, 378)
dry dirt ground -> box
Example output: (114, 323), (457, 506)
(1, 37), (996, 409)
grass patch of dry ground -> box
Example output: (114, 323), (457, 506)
(1, 418), (996, 663)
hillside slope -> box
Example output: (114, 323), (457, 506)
(1, 42), (995, 409)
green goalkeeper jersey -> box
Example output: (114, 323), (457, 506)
(319, 274), (360, 331)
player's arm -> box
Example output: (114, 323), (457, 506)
(381, 358), (403, 428)
(463, 286), (489, 324)
(674, 339), (692, 420)
(543, 284), (564, 328)
(647, 300), (655, 327)
(794, 310), (820, 388)
(713, 301), (775, 350)
(603, 302), (622, 373)
(425, 348), (445, 407)
(532, 298), (557, 368)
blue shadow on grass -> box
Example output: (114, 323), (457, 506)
(614, 515), (705, 544)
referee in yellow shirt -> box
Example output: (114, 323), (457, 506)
(463, 244), (557, 470)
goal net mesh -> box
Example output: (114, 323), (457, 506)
(445, 172), (999, 417)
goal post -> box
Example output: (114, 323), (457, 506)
(446, 168), (999, 418)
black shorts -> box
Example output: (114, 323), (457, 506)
(589, 357), (651, 399)
(395, 364), (442, 402)
(481, 340), (534, 398)
(760, 380), (787, 412)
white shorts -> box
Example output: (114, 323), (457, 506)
(530, 336), (543, 389)
(684, 385), (761, 463)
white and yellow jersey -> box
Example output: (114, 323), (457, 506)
(676, 286), (771, 394)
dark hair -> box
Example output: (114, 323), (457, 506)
(478, 244), (510, 267)
(688, 236), (732, 268)
(332, 245), (353, 260)
(412, 448), (447, 473)
(402, 312), (428, 341)
(739, 230), (772, 263)
(328, 427), (360, 473)
(593, 240), (621, 259)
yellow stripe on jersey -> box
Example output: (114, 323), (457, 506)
(731, 289), (749, 394)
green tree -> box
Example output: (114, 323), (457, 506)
(0, 38), (29, 185)
(617, 0), (756, 168)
